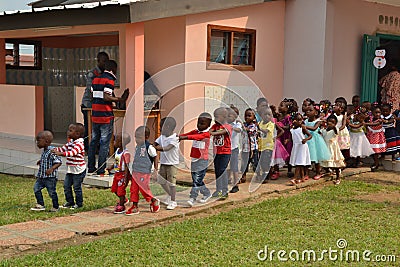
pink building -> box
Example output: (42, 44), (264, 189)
(0, 0), (399, 155)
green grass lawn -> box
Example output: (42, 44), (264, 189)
(0, 174), (170, 226)
(1, 178), (399, 266)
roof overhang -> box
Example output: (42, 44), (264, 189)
(0, 0), (271, 32)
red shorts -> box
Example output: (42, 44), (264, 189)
(111, 172), (128, 197)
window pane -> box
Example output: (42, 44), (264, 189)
(210, 31), (229, 64)
(232, 33), (250, 65)
(5, 43), (14, 65)
(19, 44), (35, 67)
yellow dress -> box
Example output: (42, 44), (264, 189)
(320, 129), (346, 168)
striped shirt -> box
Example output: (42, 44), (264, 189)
(37, 146), (62, 179)
(91, 70), (116, 124)
(55, 138), (86, 174)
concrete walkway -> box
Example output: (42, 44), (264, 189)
(0, 167), (371, 252)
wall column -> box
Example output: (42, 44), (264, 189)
(119, 23), (144, 137)
(283, 0), (333, 103)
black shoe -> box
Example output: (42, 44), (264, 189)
(218, 193), (228, 200)
(371, 165), (379, 172)
(212, 191), (221, 198)
(229, 186), (239, 193)
(287, 172), (294, 178)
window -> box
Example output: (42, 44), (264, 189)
(207, 25), (256, 71)
(5, 39), (42, 70)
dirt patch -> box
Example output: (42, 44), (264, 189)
(347, 170), (400, 185)
(355, 192), (400, 204)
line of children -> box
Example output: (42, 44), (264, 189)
(32, 95), (400, 213)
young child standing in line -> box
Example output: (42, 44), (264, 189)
(240, 108), (259, 183)
(365, 107), (387, 171)
(347, 111), (374, 167)
(255, 97), (269, 123)
(277, 100), (293, 177)
(320, 115), (346, 185)
(256, 108), (275, 183)
(333, 100), (351, 160)
(304, 105), (331, 180)
(126, 126), (160, 215)
(31, 131), (62, 212)
(110, 133), (131, 214)
(179, 112), (213, 206)
(52, 123), (86, 209)
(154, 117), (180, 210)
(227, 105), (242, 193)
(210, 107), (232, 200)
(289, 113), (312, 185)
(381, 103), (400, 161)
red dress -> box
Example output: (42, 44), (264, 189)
(366, 121), (386, 153)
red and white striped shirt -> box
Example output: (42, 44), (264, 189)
(55, 138), (86, 174)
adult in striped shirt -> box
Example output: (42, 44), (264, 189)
(52, 123), (86, 209)
(87, 60), (129, 176)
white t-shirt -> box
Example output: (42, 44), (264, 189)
(231, 121), (242, 150)
(155, 133), (179, 165)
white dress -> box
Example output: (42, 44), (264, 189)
(320, 129), (346, 168)
(289, 127), (311, 166)
(349, 123), (374, 158)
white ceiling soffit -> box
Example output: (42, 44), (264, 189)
(364, 0), (400, 7)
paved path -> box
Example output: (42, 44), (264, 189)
(0, 167), (371, 252)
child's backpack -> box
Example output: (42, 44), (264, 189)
(145, 140), (156, 163)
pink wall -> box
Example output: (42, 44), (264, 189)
(330, 0), (400, 100)
(184, 1), (286, 107)
(144, 16), (186, 141)
(0, 85), (43, 139)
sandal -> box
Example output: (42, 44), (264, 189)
(313, 175), (322, 180)
(289, 179), (297, 185)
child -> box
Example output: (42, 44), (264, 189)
(333, 101), (351, 160)
(255, 97), (269, 122)
(179, 113), (212, 206)
(154, 117), (180, 210)
(210, 107), (232, 200)
(319, 99), (332, 120)
(52, 123), (86, 209)
(365, 107), (386, 171)
(110, 133), (131, 214)
(289, 113), (312, 185)
(350, 95), (361, 115)
(31, 131), (62, 212)
(270, 113), (289, 180)
(256, 108), (275, 183)
(126, 126), (160, 215)
(320, 115), (346, 184)
(381, 103), (400, 161)
(302, 98), (314, 119)
(276, 100), (293, 177)
(348, 111), (374, 167)
(227, 106), (242, 193)
(304, 105), (331, 180)
(394, 103), (400, 160)
(240, 108), (259, 183)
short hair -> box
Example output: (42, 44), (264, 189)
(230, 104), (239, 115)
(381, 103), (392, 110)
(199, 112), (212, 120)
(256, 97), (268, 107)
(135, 126), (147, 136)
(97, 51), (109, 60)
(161, 117), (176, 131)
(326, 114), (338, 124)
(116, 132), (131, 145)
(74, 123), (85, 138)
(37, 130), (54, 143)
(105, 60), (117, 71)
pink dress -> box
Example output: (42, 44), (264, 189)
(271, 118), (289, 167)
